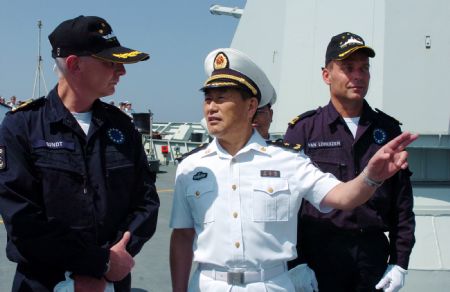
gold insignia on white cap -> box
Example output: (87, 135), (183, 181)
(204, 74), (258, 96)
(214, 53), (228, 70)
(202, 48), (277, 108)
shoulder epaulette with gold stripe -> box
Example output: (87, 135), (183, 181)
(266, 140), (303, 152)
(375, 108), (402, 125)
(288, 109), (317, 128)
(102, 102), (133, 120)
(11, 97), (45, 113)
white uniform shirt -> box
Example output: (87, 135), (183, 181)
(170, 131), (340, 269)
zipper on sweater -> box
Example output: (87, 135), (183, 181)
(82, 174), (88, 195)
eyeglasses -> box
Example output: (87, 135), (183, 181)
(255, 109), (270, 116)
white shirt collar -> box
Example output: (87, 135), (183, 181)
(202, 130), (269, 159)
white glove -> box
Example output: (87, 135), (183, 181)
(54, 271), (115, 292)
(287, 264), (319, 292)
(375, 264), (407, 292)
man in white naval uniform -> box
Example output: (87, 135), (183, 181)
(169, 48), (417, 292)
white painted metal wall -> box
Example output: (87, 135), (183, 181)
(231, 0), (450, 135)
(383, 0), (450, 134)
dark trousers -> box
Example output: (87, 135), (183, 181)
(301, 230), (389, 292)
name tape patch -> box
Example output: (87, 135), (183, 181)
(307, 140), (342, 149)
(32, 140), (75, 150)
(260, 170), (280, 178)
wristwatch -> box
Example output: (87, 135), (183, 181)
(362, 168), (384, 188)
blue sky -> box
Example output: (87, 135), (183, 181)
(0, 0), (246, 122)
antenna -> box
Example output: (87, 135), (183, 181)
(32, 20), (48, 99)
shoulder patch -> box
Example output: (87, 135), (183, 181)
(375, 108), (402, 125)
(11, 98), (45, 113)
(288, 109), (317, 128)
(266, 140), (303, 152)
(175, 143), (209, 163)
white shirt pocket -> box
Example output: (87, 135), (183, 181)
(252, 178), (290, 222)
(186, 181), (216, 224)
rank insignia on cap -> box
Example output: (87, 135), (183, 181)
(260, 170), (280, 178)
(214, 52), (229, 70)
(193, 171), (208, 181)
(107, 128), (125, 144)
(373, 128), (387, 145)
(0, 146), (6, 170)
(339, 36), (364, 49)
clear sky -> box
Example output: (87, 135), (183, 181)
(0, 0), (246, 122)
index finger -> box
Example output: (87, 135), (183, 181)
(385, 132), (418, 152)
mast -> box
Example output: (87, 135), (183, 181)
(32, 20), (48, 99)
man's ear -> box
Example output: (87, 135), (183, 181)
(249, 97), (259, 116)
(322, 66), (332, 85)
(65, 55), (80, 72)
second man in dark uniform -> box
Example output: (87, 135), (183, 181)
(285, 32), (415, 292)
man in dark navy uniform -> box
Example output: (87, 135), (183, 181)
(285, 32), (415, 292)
(0, 16), (159, 292)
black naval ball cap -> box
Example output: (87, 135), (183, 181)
(48, 15), (149, 64)
(325, 32), (375, 66)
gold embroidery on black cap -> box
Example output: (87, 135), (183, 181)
(214, 53), (228, 70)
(112, 51), (143, 59)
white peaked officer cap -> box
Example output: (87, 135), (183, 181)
(266, 91), (277, 107)
(201, 48), (277, 108)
